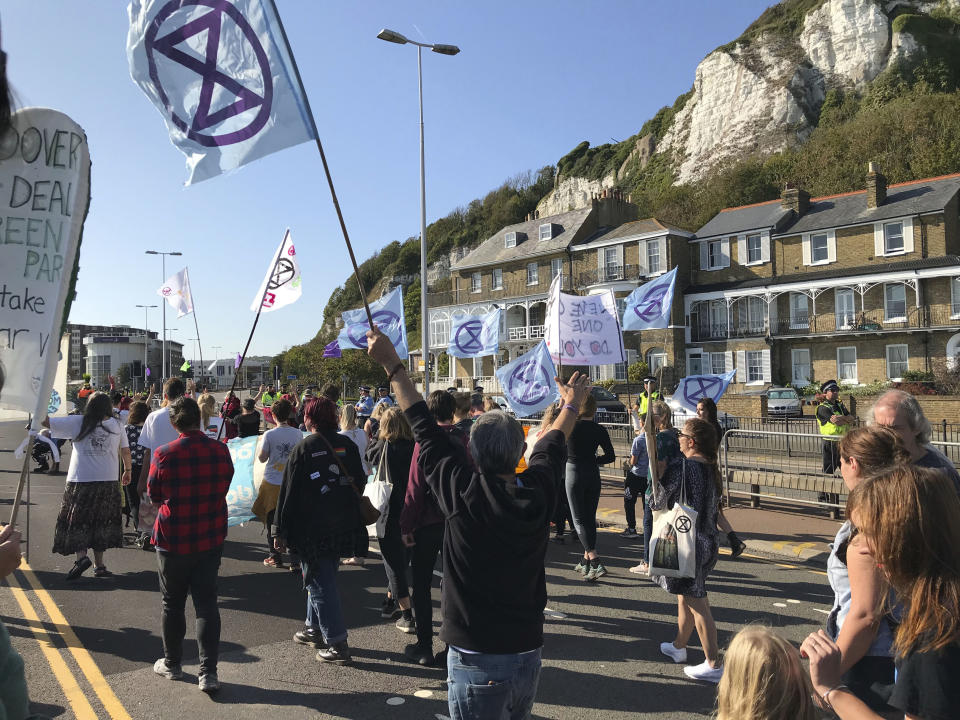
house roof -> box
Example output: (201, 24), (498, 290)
(693, 173), (960, 240)
(780, 174), (960, 235)
(571, 218), (691, 250)
(694, 200), (792, 240)
(452, 206), (594, 271)
(687, 255), (960, 294)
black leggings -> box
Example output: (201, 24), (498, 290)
(410, 522), (443, 649)
(125, 464), (142, 528)
(379, 520), (410, 601)
(565, 463), (602, 553)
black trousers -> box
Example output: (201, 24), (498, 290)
(379, 519), (410, 601)
(410, 522), (444, 649)
(623, 471), (648, 530)
(157, 547), (222, 674)
(124, 464), (142, 528)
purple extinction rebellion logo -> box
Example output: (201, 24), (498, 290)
(507, 359), (552, 407)
(347, 311), (401, 348)
(454, 320), (484, 355)
(633, 281), (671, 323)
(146, 0), (274, 147)
(683, 376), (723, 407)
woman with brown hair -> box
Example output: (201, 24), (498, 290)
(803, 464), (960, 718)
(364, 406), (417, 631)
(822, 426), (910, 710)
(565, 394), (616, 581)
(653, 416), (723, 683)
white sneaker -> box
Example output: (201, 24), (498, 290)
(659, 642), (687, 663)
(683, 661), (723, 683)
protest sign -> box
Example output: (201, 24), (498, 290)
(226, 435), (259, 526)
(544, 276), (624, 366)
(673, 370), (737, 412)
(128, 0), (319, 185)
(337, 286), (408, 357)
(622, 267), (677, 331)
(448, 308), (501, 359)
(0, 108), (90, 420)
(494, 341), (559, 418)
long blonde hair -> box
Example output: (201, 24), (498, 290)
(340, 404), (359, 431)
(716, 626), (816, 720)
(378, 406), (413, 442)
(198, 393), (216, 429)
(651, 400), (673, 430)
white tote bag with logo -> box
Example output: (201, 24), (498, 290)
(363, 443), (393, 538)
(649, 462), (698, 579)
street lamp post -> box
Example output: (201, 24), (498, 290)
(211, 345), (222, 388)
(377, 28), (459, 397)
(135, 303), (157, 393)
(145, 249), (182, 381)
(166, 328), (179, 374)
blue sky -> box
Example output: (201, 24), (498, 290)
(3, 0), (773, 359)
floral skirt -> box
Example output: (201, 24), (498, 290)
(52, 481), (123, 555)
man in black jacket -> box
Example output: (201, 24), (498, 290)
(367, 327), (589, 720)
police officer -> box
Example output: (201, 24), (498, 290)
(816, 379), (856, 512)
(355, 385), (374, 425)
(638, 376), (661, 422)
(374, 385), (394, 408)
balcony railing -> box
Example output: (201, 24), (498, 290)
(426, 275), (570, 307)
(507, 325), (545, 341)
(576, 264), (644, 287)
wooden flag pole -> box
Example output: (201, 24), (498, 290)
(186, 267), (205, 387)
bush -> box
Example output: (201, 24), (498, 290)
(595, 379), (618, 390)
(627, 360), (651, 385)
(902, 369), (935, 382)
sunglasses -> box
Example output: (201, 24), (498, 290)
(678, 431), (694, 439)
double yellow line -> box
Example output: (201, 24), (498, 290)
(5, 561), (131, 720)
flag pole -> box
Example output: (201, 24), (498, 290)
(614, 302), (633, 430)
(266, 0), (375, 330)
(186, 268), (205, 388)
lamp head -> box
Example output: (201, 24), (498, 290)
(431, 44), (460, 56)
(145, 250), (159, 255)
(377, 28), (408, 44)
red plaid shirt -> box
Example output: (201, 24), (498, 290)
(147, 430), (234, 554)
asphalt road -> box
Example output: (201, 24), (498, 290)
(0, 420), (830, 720)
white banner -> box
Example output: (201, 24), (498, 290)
(251, 229), (301, 312)
(157, 267), (194, 317)
(544, 276), (624, 366)
(0, 108), (91, 421)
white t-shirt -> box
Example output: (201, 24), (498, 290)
(138, 406), (180, 454)
(202, 416), (224, 440)
(339, 427), (369, 475)
(50, 415), (129, 483)
(261, 425), (303, 485)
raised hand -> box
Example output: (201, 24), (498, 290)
(366, 326), (401, 371)
(556, 371), (591, 410)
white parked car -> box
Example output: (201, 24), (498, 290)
(765, 387), (803, 418)
(664, 396), (739, 433)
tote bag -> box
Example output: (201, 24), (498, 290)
(363, 443), (393, 538)
(649, 462), (698, 579)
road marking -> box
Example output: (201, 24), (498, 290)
(597, 509), (620, 516)
(787, 599), (801, 604)
(813, 608), (831, 615)
(543, 607), (567, 619)
(413, 689), (434, 698)
(773, 602), (787, 608)
(19, 562), (133, 720)
(5, 572), (98, 720)
(386, 696), (405, 705)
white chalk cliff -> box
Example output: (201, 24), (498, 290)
(537, 0), (957, 217)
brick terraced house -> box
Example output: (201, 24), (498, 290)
(684, 167), (960, 391)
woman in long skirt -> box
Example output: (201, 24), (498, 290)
(46, 392), (131, 579)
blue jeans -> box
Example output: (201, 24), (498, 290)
(447, 646), (542, 720)
(303, 554), (347, 645)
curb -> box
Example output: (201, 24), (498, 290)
(597, 513), (830, 567)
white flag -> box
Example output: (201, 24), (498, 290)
(157, 267), (194, 318)
(207, 358), (218, 372)
(127, 0), (319, 184)
(251, 229), (301, 312)
(544, 275), (624, 366)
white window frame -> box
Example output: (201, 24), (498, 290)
(791, 348), (811, 387)
(709, 352), (726, 375)
(810, 233), (829, 264)
(526, 262), (539, 286)
(647, 239), (662, 275)
(550, 257), (563, 279)
(835, 288), (855, 330)
(746, 233), (762, 264)
(470, 272), (482, 294)
(884, 283), (907, 322)
(539, 223), (552, 241)
(708, 240), (722, 269)
(802, 229), (836, 266)
(789, 292), (809, 330)
(883, 221), (904, 254)
(873, 217), (915, 257)
(952, 277), (960, 319)
(687, 350), (704, 376)
(885, 344), (909, 381)
(504, 231), (516, 248)
(647, 348), (667, 374)
(430, 313), (451, 347)
(492, 268), (503, 290)
(746, 350), (764, 384)
(837, 346), (858, 385)
(604, 246), (620, 279)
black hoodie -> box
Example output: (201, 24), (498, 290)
(405, 401), (565, 654)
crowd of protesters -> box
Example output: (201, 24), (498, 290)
(4, 343), (959, 719)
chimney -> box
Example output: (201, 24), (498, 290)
(866, 162), (886, 208)
(780, 183), (810, 216)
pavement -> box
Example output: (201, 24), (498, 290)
(0, 418), (836, 719)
